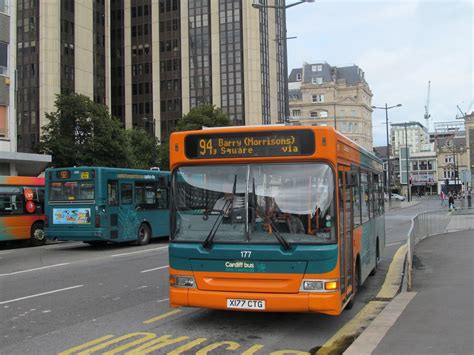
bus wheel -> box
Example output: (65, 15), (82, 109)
(137, 224), (151, 246)
(30, 223), (46, 246)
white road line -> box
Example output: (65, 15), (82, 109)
(0, 285), (84, 305)
(111, 246), (168, 258)
(0, 263), (70, 277)
(0, 251), (12, 255)
(140, 265), (169, 273)
(386, 241), (404, 247)
(157, 298), (169, 303)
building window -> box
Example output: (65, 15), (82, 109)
(296, 73), (302, 81)
(320, 111), (328, 118)
(310, 111), (318, 118)
(311, 77), (323, 85)
(317, 64), (322, 71)
(0, 105), (7, 136)
(0, 41), (8, 76)
(312, 94), (324, 103)
(292, 110), (301, 117)
(0, 0), (9, 15)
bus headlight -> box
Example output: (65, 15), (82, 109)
(169, 275), (196, 288)
(300, 279), (338, 292)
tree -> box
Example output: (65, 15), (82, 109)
(176, 104), (232, 131)
(125, 128), (159, 169)
(40, 94), (130, 167)
(158, 104), (232, 171)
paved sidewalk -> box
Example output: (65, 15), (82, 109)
(345, 229), (473, 355)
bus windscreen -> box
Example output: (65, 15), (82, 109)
(49, 181), (95, 201)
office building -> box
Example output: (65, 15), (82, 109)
(0, 0), (50, 175)
(288, 62), (373, 150)
(15, 0), (286, 153)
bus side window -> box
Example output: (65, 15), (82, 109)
(121, 183), (133, 205)
(107, 181), (119, 206)
(156, 187), (168, 209)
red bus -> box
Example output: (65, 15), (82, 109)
(0, 176), (46, 246)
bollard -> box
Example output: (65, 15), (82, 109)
(468, 195), (472, 208)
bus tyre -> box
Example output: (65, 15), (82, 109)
(30, 223), (46, 246)
(137, 224), (151, 246)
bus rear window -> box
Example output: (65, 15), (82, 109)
(49, 181), (95, 201)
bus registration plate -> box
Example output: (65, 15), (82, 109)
(227, 299), (265, 310)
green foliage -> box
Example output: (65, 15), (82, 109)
(157, 104), (232, 171)
(40, 94), (157, 169)
(125, 128), (159, 169)
(176, 104), (232, 131)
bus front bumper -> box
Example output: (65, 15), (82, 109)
(170, 288), (342, 316)
(46, 227), (109, 241)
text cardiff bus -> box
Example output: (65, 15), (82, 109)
(45, 167), (170, 246)
(0, 176), (46, 246)
(168, 125), (385, 315)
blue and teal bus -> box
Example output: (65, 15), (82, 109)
(45, 167), (170, 245)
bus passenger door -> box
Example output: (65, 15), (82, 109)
(107, 181), (120, 240)
(338, 168), (354, 304)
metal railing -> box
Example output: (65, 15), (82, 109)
(407, 207), (474, 290)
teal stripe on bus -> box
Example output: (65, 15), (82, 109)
(169, 243), (338, 274)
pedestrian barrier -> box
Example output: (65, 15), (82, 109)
(406, 207), (474, 290)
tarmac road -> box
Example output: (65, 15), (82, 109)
(0, 198), (439, 354)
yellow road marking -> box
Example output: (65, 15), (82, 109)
(58, 335), (115, 355)
(316, 301), (387, 355)
(123, 335), (189, 354)
(270, 351), (310, 355)
(77, 332), (156, 355)
(167, 338), (208, 354)
(377, 243), (407, 299)
(241, 344), (265, 355)
(196, 341), (240, 354)
(143, 309), (182, 324)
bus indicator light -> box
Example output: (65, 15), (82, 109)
(325, 281), (338, 291)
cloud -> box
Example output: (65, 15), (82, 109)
(286, 0), (473, 146)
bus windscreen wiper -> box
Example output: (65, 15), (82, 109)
(202, 175), (236, 249)
(257, 205), (292, 251)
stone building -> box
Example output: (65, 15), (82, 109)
(288, 62), (373, 150)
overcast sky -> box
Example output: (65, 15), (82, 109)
(286, 0), (473, 146)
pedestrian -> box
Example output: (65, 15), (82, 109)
(448, 193), (455, 211)
(440, 191), (446, 207)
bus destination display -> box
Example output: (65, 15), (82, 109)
(185, 130), (315, 159)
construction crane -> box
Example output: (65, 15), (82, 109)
(424, 81), (431, 130)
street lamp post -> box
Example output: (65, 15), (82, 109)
(142, 117), (157, 167)
(404, 122), (411, 202)
(372, 103), (402, 207)
(252, 0), (315, 122)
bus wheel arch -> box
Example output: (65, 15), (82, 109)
(136, 222), (152, 246)
(345, 255), (361, 310)
(30, 222), (46, 246)
(370, 238), (380, 276)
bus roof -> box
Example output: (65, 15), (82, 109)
(46, 167), (170, 176)
(170, 125), (381, 169)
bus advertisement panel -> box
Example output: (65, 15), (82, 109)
(45, 167), (170, 245)
(0, 176), (46, 246)
(168, 126), (385, 315)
